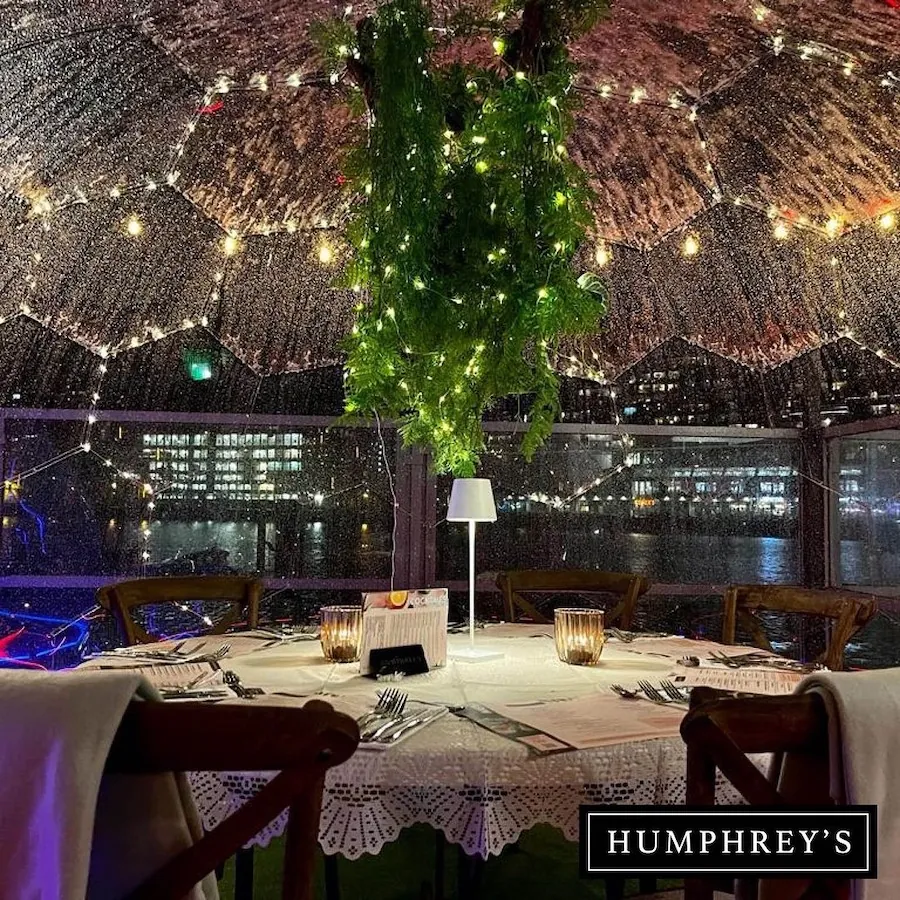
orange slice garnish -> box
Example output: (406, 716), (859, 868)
(387, 590), (408, 608)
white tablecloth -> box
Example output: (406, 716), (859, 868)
(180, 627), (736, 858)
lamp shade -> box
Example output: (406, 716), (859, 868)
(447, 478), (497, 522)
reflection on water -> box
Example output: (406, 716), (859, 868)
(150, 522), (259, 572)
(442, 529), (802, 585)
(146, 517), (390, 578)
(841, 540), (900, 586)
(597, 533), (799, 584)
(144, 526), (884, 587)
(146, 521), (807, 585)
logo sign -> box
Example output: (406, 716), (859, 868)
(580, 807), (877, 878)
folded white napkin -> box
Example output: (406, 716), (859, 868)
(0, 669), (217, 900)
(798, 669), (900, 900)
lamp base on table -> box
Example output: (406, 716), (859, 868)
(451, 646), (504, 663)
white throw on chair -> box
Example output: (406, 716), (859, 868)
(0, 670), (216, 900)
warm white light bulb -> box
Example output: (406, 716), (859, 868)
(125, 216), (143, 237)
(681, 234), (700, 257)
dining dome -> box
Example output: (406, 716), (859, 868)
(2, 0), (899, 413)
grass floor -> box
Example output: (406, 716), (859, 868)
(217, 825), (681, 899)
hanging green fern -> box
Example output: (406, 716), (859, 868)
(323, 0), (609, 475)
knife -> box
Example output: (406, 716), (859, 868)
(379, 709), (446, 743)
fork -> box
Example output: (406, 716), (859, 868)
(637, 680), (688, 706)
(357, 689), (406, 726)
(660, 680), (691, 702)
(610, 683), (640, 699)
(357, 689), (397, 726)
(637, 680), (670, 702)
(361, 693), (409, 740)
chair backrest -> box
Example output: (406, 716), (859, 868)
(681, 687), (844, 900)
(495, 569), (650, 627)
(106, 698), (359, 900)
(97, 576), (263, 645)
(722, 585), (876, 671)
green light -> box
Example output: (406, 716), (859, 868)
(186, 354), (214, 381)
(189, 361), (212, 381)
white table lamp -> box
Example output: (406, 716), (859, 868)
(448, 478), (503, 662)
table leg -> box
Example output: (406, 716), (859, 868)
(324, 853), (341, 900)
(456, 846), (484, 899)
(235, 848), (254, 900)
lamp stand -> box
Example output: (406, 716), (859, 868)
(451, 520), (503, 663)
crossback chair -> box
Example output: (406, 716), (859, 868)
(97, 576), (263, 645)
(106, 698), (358, 900)
(722, 585), (876, 671)
(678, 687), (845, 900)
(495, 569), (650, 627)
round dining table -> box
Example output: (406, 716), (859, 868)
(168, 625), (742, 860)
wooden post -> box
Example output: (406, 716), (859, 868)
(798, 427), (828, 589)
(393, 445), (436, 589)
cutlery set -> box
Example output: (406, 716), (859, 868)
(92, 643), (232, 666)
(610, 679), (691, 705)
(707, 650), (823, 673)
(607, 628), (670, 642)
(356, 690), (445, 744)
(250, 627), (320, 648)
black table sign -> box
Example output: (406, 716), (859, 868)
(367, 644), (429, 678)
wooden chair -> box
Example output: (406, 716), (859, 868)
(721, 585), (876, 671)
(678, 687), (846, 900)
(97, 576), (263, 645)
(495, 569), (650, 627)
(105, 698), (359, 900)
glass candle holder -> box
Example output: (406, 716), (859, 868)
(554, 608), (605, 666)
(320, 606), (363, 663)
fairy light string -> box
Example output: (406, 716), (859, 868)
(0, 0), (897, 655)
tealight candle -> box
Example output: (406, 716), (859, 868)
(554, 608), (605, 666)
(320, 605), (363, 663)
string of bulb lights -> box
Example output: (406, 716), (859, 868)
(1, 0), (899, 523)
(4, 49), (899, 558)
(11, 10), (898, 373)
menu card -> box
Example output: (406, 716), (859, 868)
(617, 636), (774, 661)
(359, 589), (449, 676)
(672, 666), (802, 695)
(138, 662), (224, 691)
(477, 693), (685, 752)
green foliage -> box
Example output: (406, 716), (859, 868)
(325, 0), (609, 475)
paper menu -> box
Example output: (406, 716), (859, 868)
(138, 662), (223, 691)
(674, 666), (802, 695)
(360, 589), (448, 675)
(617, 636), (776, 660)
(481, 693), (685, 750)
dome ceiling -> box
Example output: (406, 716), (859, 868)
(0, 0), (899, 384)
